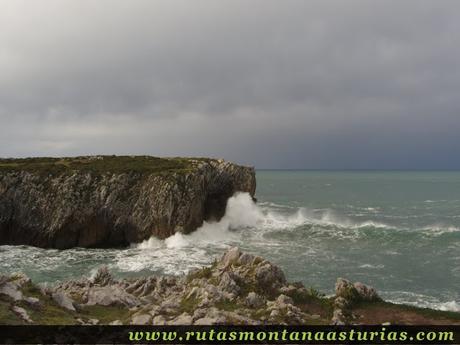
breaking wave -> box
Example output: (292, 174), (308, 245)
(1, 191), (459, 312)
(136, 192), (460, 250)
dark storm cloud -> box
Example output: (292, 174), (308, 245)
(1, 0), (460, 168)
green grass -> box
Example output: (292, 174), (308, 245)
(215, 298), (239, 312)
(2, 281), (135, 325)
(80, 305), (133, 324)
(16, 297), (76, 325)
(179, 295), (201, 314)
(0, 298), (23, 325)
(187, 267), (213, 283)
(0, 156), (207, 176)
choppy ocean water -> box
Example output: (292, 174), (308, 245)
(1, 170), (459, 311)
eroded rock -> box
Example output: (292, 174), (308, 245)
(52, 291), (76, 312)
(86, 286), (139, 307)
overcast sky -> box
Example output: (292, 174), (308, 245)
(1, 0), (459, 169)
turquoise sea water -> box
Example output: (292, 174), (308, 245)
(1, 170), (459, 311)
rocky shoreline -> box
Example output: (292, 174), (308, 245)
(0, 156), (255, 248)
(1, 247), (459, 325)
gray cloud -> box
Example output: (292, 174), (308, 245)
(1, 0), (460, 168)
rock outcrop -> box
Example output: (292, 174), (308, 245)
(1, 248), (459, 325)
(0, 156), (256, 248)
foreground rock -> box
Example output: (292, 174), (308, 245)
(0, 156), (256, 248)
(1, 248), (459, 325)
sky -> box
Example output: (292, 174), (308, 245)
(1, 0), (460, 169)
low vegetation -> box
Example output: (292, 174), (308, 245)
(0, 155), (210, 175)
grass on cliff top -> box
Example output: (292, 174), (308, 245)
(0, 156), (214, 175)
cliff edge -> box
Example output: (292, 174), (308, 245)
(0, 156), (256, 248)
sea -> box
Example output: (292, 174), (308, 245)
(1, 170), (459, 312)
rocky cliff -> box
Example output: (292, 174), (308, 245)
(0, 156), (256, 249)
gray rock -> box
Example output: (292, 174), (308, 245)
(238, 253), (255, 266)
(0, 282), (23, 301)
(130, 314), (151, 325)
(353, 282), (381, 302)
(331, 308), (346, 325)
(152, 315), (167, 325)
(194, 316), (225, 325)
(9, 273), (31, 287)
(219, 247), (241, 268)
(245, 292), (265, 308)
(276, 294), (294, 306)
(24, 297), (41, 309)
(86, 286), (140, 307)
(255, 262), (286, 289)
(194, 307), (227, 325)
(334, 296), (350, 309)
(168, 312), (193, 325)
(218, 272), (240, 295)
(269, 309), (280, 318)
(335, 278), (358, 301)
(52, 291), (76, 311)
(12, 306), (33, 323)
(0, 275), (9, 286)
(109, 320), (123, 325)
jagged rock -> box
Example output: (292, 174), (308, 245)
(335, 278), (380, 304)
(331, 308), (346, 325)
(152, 315), (167, 325)
(269, 309), (280, 318)
(12, 306), (33, 323)
(0, 157), (256, 248)
(0, 248), (390, 326)
(238, 253), (255, 266)
(219, 247), (241, 269)
(110, 320), (123, 325)
(92, 266), (113, 286)
(9, 273), (31, 287)
(159, 298), (180, 314)
(353, 282), (381, 302)
(335, 278), (359, 301)
(193, 307), (227, 325)
(52, 291), (76, 311)
(130, 314), (151, 325)
(24, 297), (41, 309)
(0, 282), (23, 301)
(245, 292), (265, 308)
(192, 308), (207, 320)
(0, 275), (8, 286)
(218, 272), (240, 296)
(168, 312), (193, 325)
(276, 294), (294, 306)
(255, 262), (286, 289)
(86, 286), (140, 307)
(194, 316), (226, 325)
(334, 296), (350, 309)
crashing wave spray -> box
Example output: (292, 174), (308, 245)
(137, 192), (264, 249)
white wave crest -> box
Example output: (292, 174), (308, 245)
(387, 291), (460, 312)
(136, 192), (398, 251)
(420, 224), (460, 236)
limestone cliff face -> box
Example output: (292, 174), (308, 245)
(0, 157), (256, 249)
